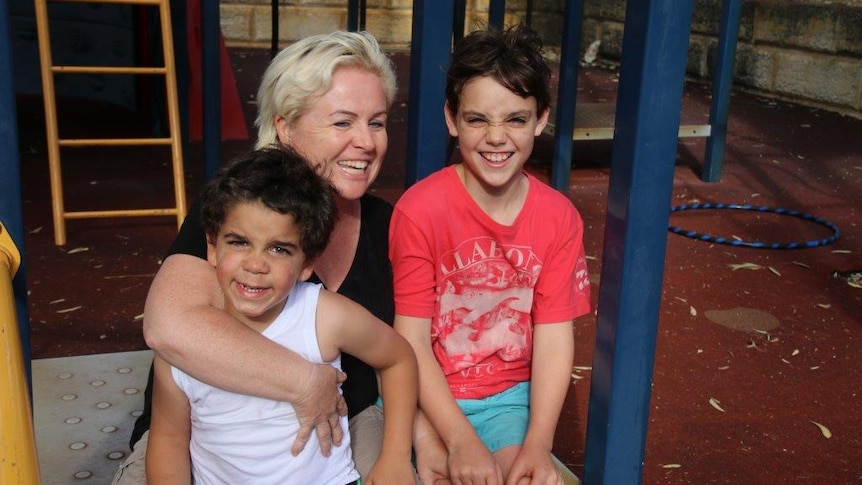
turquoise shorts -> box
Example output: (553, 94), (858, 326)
(456, 382), (530, 452)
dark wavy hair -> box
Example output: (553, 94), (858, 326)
(446, 23), (552, 117)
(199, 147), (337, 261)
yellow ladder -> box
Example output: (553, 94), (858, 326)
(34, 0), (187, 246)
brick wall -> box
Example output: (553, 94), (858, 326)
(218, 0), (862, 117)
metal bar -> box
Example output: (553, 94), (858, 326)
(453, 0), (466, 44)
(0, 225), (41, 485)
(202, 0), (221, 180)
(702, 0), (742, 183)
(1, 5), (38, 479)
(171, 0), (190, 164)
(405, 0), (455, 186)
(348, 0), (357, 31)
(271, 0), (278, 58)
(348, 0), (367, 31)
(0, 0), (33, 381)
(583, 1), (695, 483)
(550, 0), (584, 191)
(488, 0), (505, 27)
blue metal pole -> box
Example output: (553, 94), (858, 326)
(171, 0), (191, 167)
(488, 0), (505, 28)
(0, 0), (33, 385)
(405, 0), (454, 186)
(202, 0), (221, 180)
(583, 1), (694, 483)
(702, 0), (742, 183)
(550, 0), (584, 191)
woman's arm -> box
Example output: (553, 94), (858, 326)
(146, 355), (191, 485)
(142, 254), (347, 454)
(507, 321), (574, 485)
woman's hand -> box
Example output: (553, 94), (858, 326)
(291, 363), (348, 456)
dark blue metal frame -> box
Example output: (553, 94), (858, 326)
(703, 0), (742, 182)
(0, 0), (33, 386)
(583, 1), (695, 483)
(405, 0), (454, 186)
(550, 0), (585, 190)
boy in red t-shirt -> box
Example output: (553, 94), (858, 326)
(389, 23), (591, 485)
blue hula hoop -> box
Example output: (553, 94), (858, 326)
(668, 203), (840, 249)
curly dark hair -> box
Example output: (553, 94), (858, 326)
(446, 23), (552, 117)
(198, 147), (337, 261)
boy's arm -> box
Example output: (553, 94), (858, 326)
(395, 314), (504, 485)
(143, 254), (346, 455)
(507, 320), (574, 485)
(146, 355), (192, 485)
(317, 291), (418, 484)
(413, 410), (451, 484)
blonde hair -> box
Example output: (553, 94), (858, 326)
(255, 30), (397, 149)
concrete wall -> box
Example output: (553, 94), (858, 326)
(217, 0), (861, 117)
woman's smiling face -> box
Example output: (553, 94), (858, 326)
(276, 66), (389, 201)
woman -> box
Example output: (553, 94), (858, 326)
(112, 31), (447, 484)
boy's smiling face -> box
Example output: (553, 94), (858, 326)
(207, 201), (313, 329)
(445, 75), (549, 196)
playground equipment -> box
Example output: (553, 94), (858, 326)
(1, 224), (41, 484)
(2, 0), (744, 483)
(34, 0), (188, 246)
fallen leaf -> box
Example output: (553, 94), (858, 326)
(811, 421), (832, 439)
(49, 298), (66, 305)
(690, 306), (697, 316)
(817, 303), (832, 309)
(29, 226), (43, 234)
(768, 266), (781, 276)
(831, 250), (851, 254)
(661, 464), (682, 469)
(792, 261), (811, 269)
(571, 373), (584, 380)
(66, 247), (89, 254)
(709, 398), (725, 412)
(810, 366), (820, 370)
(573, 366), (592, 371)
(134, 313), (144, 321)
(717, 366), (729, 370)
(792, 349), (800, 356)
(728, 263), (762, 271)
(56, 306), (83, 314)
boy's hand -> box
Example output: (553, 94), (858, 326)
(414, 429), (450, 484)
(363, 454), (416, 485)
(448, 435), (503, 485)
(291, 364), (348, 456)
(505, 445), (562, 485)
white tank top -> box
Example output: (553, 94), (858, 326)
(172, 282), (359, 485)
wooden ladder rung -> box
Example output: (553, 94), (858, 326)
(49, 0), (162, 5)
(58, 138), (173, 147)
(51, 66), (168, 75)
(65, 208), (182, 219)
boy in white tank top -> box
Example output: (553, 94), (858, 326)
(146, 147), (418, 485)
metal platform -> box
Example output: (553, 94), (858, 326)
(544, 102), (711, 140)
(33, 350), (152, 485)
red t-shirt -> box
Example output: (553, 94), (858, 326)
(390, 167), (591, 399)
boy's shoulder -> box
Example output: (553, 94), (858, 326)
(395, 166), (458, 208)
(526, 172), (581, 214)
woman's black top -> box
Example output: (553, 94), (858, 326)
(130, 194), (394, 447)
